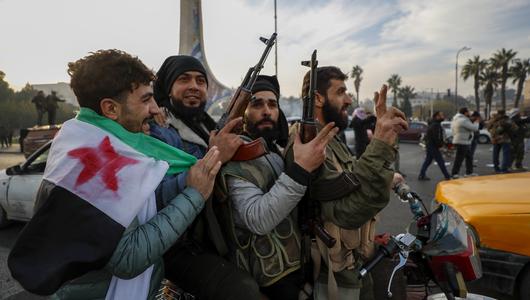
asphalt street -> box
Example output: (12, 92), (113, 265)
(0, 142), (528, 299)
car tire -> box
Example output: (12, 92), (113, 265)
(519, 266), (530, 300)
(477, 134), (490, 144)
(0, 205), (12, 229)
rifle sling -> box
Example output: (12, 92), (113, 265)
(310, 171), (360, 202)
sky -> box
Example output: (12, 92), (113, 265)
(1, 0), (530, 102)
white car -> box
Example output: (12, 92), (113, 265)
(0, 140), (50, 228)
(441, 121), (491, 144)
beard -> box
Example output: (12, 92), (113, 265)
(170, 97), (206, 121)
(245, 117), (279, 145)
(322, 97), (349, 131)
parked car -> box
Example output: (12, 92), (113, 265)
(399, 121), (427, 142)
(441, 121), (491, 144)
(433, 172), (530, 299)
(0, 140), (51, 228)
(21, 125), (60, 157)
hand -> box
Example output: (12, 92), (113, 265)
(391, 172), (405, 189)
(186, 146), (222, 200)
(374, 233), (391, 245)
(293, 122), (338, 173)
(209, 117), (244, 163)
(373, 85), (409, 145)
(153, 107), (169, 128)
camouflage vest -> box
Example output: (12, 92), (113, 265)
(216, 147), (301, 287)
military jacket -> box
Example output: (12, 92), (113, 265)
(285, 124), (396, 287)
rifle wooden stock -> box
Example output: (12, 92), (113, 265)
(231, 137), (269, 161)
(300, 120), (317, 144)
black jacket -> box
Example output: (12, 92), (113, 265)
(425, 119), (444, 148)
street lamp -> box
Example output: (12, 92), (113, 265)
(455, 46), (471, 109)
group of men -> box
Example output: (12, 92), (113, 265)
(9, 49), (408, 300)
(419, 106), (529, 181)
(31, 90), (65, 125)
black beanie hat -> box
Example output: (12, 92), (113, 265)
(250, 75), (289, 147)
(251, 75), (280, 99)
(153, 55), (208, 107)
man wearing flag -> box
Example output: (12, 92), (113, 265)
(8, 49), (222, 299)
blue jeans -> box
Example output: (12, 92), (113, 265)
(493, 143), (511, 172)
(419, 143), (451, 179)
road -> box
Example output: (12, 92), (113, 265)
(0, 142), (528, 299)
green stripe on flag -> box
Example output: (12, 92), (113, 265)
(77, 108), (196, 174)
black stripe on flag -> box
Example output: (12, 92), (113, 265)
(8, 184), (125, 295)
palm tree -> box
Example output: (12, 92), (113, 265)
(398, 85), (416, 117)
(509, 58), (530, 108)
(461, 56), (487, 112)
(351, 65), (363, 107)
(491, 48), (517, 110)
(387, 74), (401, 107)
(480, 67), (500, 119)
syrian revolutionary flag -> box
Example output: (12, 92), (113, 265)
(8, 108), (196, 297)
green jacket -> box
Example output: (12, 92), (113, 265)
(285, 132), (395, 288)
(52, 187), (205, 300)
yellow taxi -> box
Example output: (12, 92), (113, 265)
(435, 172), (530, 299)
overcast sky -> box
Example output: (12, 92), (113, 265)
(1, 0), (530, 101)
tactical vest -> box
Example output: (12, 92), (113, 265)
(216, 151), (301, 287)
(286, 124), (377, 276)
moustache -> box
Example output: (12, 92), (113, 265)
(256, 117), (276, 126)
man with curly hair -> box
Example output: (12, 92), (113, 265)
(9, 49), (222, 299)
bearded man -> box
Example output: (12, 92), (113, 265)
(216, 75), (337, 299)
(284, 66), (408, 300)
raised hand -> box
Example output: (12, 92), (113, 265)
(293, 122), (338, 173)
(373, 85), (408, 145)
(208, 117), (244, 163)
(186, 146), (222, 200)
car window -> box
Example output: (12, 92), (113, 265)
(25, 147), (49, 173)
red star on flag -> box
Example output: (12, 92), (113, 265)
(68, 136), (138, 192)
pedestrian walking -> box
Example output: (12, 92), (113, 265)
(418, 111), (451, 180)
(469, 111), (483, 165)
(451, 107), (479, 178)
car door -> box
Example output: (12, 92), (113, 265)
(6, 143), (50, 221)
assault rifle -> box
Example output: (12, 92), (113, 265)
(298, 50), (336, 249)
(217, 33), (277, 161)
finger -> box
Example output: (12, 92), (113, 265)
(393, 118), (409, 132)
(389, 107), (407, 121)
(203, 149), (220, 172)
(209, 161), (222, 178)
(203, 146), (218, 161)
(219, 117), (243, 134)
(376, 85), (388, 118)
(313, 122), (335, 142)
(374, 91), (382, 118)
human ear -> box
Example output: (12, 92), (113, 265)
(100, 98), (121, 120)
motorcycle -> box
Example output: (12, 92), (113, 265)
(359, 183), (487, 300)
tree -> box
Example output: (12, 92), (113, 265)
(461, 55), (487, 113)
(480, 67), (500, 119)
(398, 85), (415, 118)
(387, 74), (401, 107)
(491, 48), (517, 110)
(509, 58), (530, 108)
(351, 65), (363, 107)
(0, 70), (15, 101)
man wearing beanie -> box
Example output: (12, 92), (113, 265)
(150, 55), (259, 299)
(216, 75), (338, 299)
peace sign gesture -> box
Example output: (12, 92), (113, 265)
(373, 85), (408, 145)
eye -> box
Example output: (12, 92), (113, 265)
(196, 77), (206, 85)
